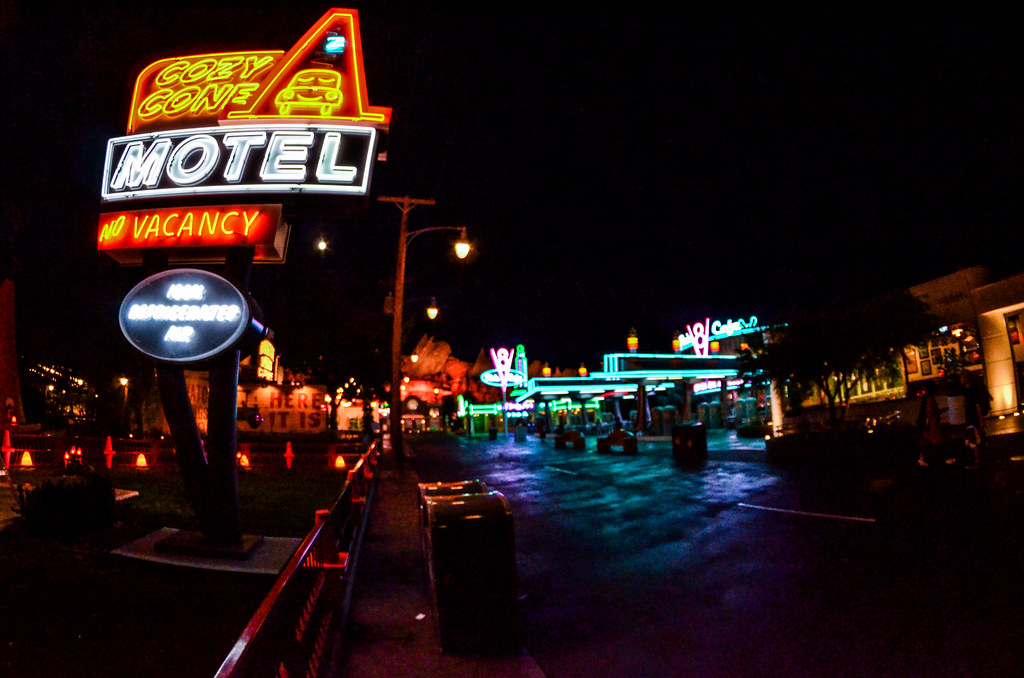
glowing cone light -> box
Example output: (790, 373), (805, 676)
(103, 436), (115, 469)
(334, 454), (346, 469)
(19, 451), (32, 467)
(135, 453), (148, 468)
(2, 430), (12, 469)
(237, 452), (251, 469)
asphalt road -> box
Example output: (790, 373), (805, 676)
(408, 433), (1024, 677)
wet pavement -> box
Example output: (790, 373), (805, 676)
(394, 431), (1024, 677)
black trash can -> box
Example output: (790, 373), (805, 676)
(418, 480), (490, 520)
(488, 427), (498, 440)
(672, 424), (708, 462)
(424, 491), (519, 654)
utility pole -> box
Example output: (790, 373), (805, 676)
(378, 195), (435, 461)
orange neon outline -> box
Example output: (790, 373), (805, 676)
(224, 8), (391, 125)
(127, 51), (284, 134)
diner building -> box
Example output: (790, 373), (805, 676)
(908, 266), (1024, 415)
(462, 317), (780, 435)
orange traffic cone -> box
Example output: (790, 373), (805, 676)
(2, 430), (12, 469)
(103, 437), (115, 469)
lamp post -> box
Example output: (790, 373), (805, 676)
(378, 195), (470, 460)
(119, 377), (129, 434)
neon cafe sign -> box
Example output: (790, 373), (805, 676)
(693, 378), (748, 395)
(678, 316), (763, 357)
(480, 346), (527, 390)
(99, 9), (390, 208)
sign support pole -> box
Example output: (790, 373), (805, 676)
(204, 247), (253, 546)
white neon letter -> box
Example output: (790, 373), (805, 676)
(316, 132), (358, 183)
(685, 318), (711, 357)
(490, 347), (515, 390)
(261, 132), (313, 182)
(166, 135), (220, 186)
(109, 139), (172, 191)
(222, 132), (267, 183)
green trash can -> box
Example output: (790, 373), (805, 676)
(672, 424), (708, 462)
(424, 491), (519, 654)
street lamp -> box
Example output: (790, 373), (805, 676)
(378, 195), (471, 459)
(118, 377), (129, 434)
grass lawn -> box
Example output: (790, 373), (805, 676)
(1, 464), (350, 678)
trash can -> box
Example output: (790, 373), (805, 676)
(418, 480), (490, 519)
(488, 427), (498, 440)
(424, 491), (519, 654)
(672, 424), (707, 462)
(415, 483), (487, 561)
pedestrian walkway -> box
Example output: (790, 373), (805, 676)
(337, 447), (546, 677)
(0, 468), (18, 529)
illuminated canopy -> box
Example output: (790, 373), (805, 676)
(515, 353), (742, 403)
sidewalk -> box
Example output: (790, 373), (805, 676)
(0, 469), (18, 529)
(336, 446), (545, 677)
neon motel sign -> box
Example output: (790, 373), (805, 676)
(98, 8), (391, 261)
(101, 123), (378, 202)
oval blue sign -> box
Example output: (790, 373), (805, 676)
(119, 268), (255, 364)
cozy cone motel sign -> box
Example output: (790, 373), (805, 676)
(101, 8), (391, 355)
(98, 9), (390, 546)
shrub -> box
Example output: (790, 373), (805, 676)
(17, 473), (116, 539)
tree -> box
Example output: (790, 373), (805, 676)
(763, 291), (936, 423)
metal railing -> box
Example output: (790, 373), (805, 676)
(0, 432), (369, 471)
(214, 440), (379, 678)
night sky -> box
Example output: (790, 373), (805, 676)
(2, 4), (1021, 383)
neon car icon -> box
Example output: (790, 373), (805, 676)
(275, 69), (344, 117)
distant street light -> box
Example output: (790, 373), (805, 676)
(426, 298), (439, 320)
(378, 195), (471, 459)
(454, 234), (471, 260)
(118, 377), (129, 433)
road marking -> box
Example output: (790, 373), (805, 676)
(737, 503), (876, 523)
(544, 465), (580, 476)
